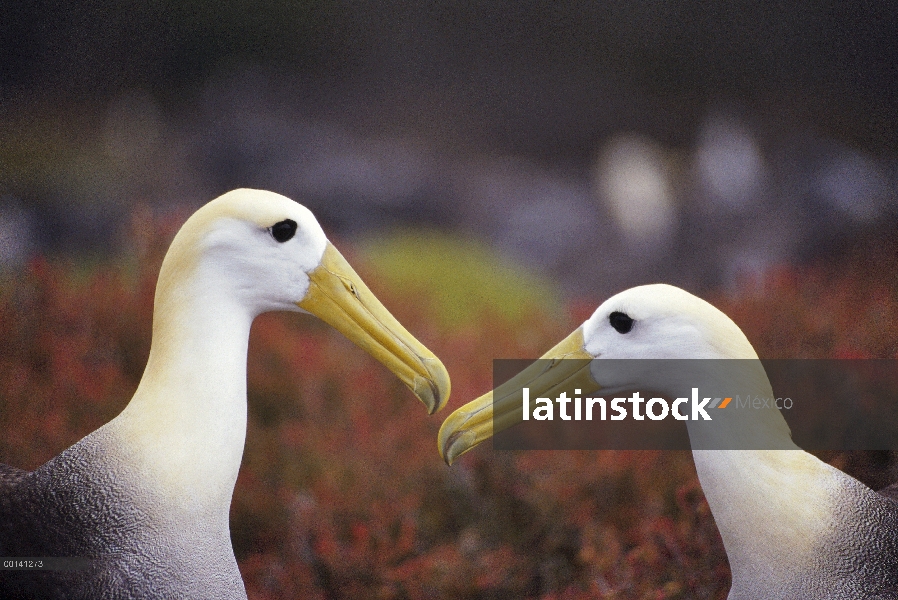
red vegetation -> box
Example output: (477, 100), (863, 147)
(0, 222), (895, 599)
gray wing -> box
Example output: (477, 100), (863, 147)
(0, 442), (152, 600)
(0, 435), (244, 599)
(0, 462), (72, 599)
(0, 462), (31, 559)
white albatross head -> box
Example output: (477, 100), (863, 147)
(581, 284), (758, 361)
(151, 188), (450, 414)
(439, 283), (775, 463)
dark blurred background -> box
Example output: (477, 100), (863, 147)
(1, 0), (896, 296)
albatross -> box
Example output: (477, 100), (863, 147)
(0, 189), (450, 599)
(439, 284), (898, 599)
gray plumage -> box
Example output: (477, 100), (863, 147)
(0, 431), (243, 599)
(723, 476), (898, 599)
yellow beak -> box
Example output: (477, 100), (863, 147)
(438, 327), (598, 464)
(298, 242), (450, 414)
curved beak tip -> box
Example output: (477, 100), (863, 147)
(442, 446), (456, 466)
(440, 429), (474, 466)
(414, 359), (451, 415)
(437, 409), (480, 465)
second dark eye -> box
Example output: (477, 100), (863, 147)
(609, 311), (634, 334)
(271, 219), (297, 243)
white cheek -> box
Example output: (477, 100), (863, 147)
(285, 272), (311, 308)
(255, 255), (312, 313)
(587, 329), (642, 360)
(216, 248), (312, 315)
(581, 311), (607, 356)
(291, 217), (327, 273)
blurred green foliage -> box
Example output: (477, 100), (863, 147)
(360, 229), (562, 330)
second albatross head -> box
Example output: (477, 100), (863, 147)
(438, 284), (763, 462)
(157, 188), (450, 414)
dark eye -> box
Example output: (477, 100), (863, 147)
(609, 311), (634, 334)
(270, 219), (297, 243)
